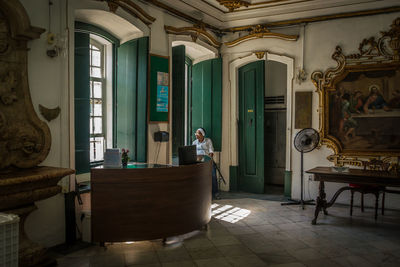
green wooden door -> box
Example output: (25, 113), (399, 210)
(116, 37), (148, 162)
(191, 58), (222, 150)
(74, 32), (90, 174)
(172, 45), (185, 157)
(238, 61), (264, 193)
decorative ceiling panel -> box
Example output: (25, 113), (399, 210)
(150, 0), (400, 28)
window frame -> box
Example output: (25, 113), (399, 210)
(89, 38), (107, 165)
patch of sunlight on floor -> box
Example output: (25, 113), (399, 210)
(211, 203), (251, 223)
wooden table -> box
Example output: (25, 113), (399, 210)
(306, 167), (400, 225)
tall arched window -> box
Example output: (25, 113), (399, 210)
(75, 21), (149, 175)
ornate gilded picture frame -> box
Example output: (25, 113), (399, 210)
(312, 18), (400, 167)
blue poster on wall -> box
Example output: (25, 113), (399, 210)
(156, 85), (168, 112)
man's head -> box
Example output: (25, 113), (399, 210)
(195, 128), (206, 141)
(369, 84), (380, 94)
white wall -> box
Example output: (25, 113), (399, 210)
(20, 0), (69, 247)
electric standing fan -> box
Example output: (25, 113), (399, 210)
(281, 128), (320, 209)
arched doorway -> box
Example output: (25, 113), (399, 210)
(230, 52), (294, 194)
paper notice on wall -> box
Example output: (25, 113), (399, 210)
(157, 71), (169, 86)
(156, 85), (168, 112)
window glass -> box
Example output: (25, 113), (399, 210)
(93, 102), (102, 116)
(93, 117), (102, 134)
(92, 50), (101, 67)
(93, 81), (102, 98)
(90, 137), (104, 162)
(91, 67), (102, 78)
(89, 39), (105, 162)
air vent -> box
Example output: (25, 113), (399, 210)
(265, 96), (285, 105)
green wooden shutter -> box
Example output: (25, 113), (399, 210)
(185, 57), (193, 145)
(172, 45), (186, 157)
(74, 32), (90, 174)
(211, 58), (222, 151)
(191, 58), (222, 151)
(116, 37), (148, 162)
(136, 38), (148, 162)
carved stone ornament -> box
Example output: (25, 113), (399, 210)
(254, 51), (265, 59)
(311, 17), (400, 167)
(165, 22), (222, 48)
(224, 24), (298, 47)
(0, 1), (75, 266)
(217, 0), (250, 12)
(39, 104), (60, 122)
(0, 1), (51, 169)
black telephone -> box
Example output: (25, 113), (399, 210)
(154, 131), (169, 142)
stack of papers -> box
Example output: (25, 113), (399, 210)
(103, 148), (121, 168)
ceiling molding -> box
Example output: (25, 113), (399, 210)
(224, 0), (311, 13)
(145, 0), (221, 32)
(95, 0), (156, 25)
(222, 6), (400, 32)
(165, 23), (222, 48)
(200, 0), (309, 14)
(224, 24), (298, 47)
(216, 0), (250, 12)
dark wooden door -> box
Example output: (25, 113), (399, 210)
(264, 110), (286, 185)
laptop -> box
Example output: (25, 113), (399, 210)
(178, 145), (197, 165)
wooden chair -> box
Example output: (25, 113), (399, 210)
(349, 183), (385, 220)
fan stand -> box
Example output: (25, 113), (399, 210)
(281, 150), (315, 209)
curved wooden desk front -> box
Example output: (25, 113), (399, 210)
(90, 161), (212, 242)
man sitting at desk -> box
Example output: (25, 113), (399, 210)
(193, 128), (219, 199)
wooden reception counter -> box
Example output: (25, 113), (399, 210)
(90, 161), (212, 242)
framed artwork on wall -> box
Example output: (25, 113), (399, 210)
(295, 91), (312, 129)
(311, 17), (400, 168)
(148, 53), (170, 123)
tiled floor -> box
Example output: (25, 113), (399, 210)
(54, 194), (400, 267)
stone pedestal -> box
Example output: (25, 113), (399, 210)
(0, 166), (75, 267)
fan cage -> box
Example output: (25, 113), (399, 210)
(294, 128), (319, 153)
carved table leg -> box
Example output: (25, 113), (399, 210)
(312, 181), (327, 225)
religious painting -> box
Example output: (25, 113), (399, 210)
(329, 69), (400, 151)
(312, 17), (400, 165)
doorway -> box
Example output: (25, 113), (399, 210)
(264, 61), (287, 195)
(238, 59), (288, 195)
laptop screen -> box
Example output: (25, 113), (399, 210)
(178, 145), (197, 165)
